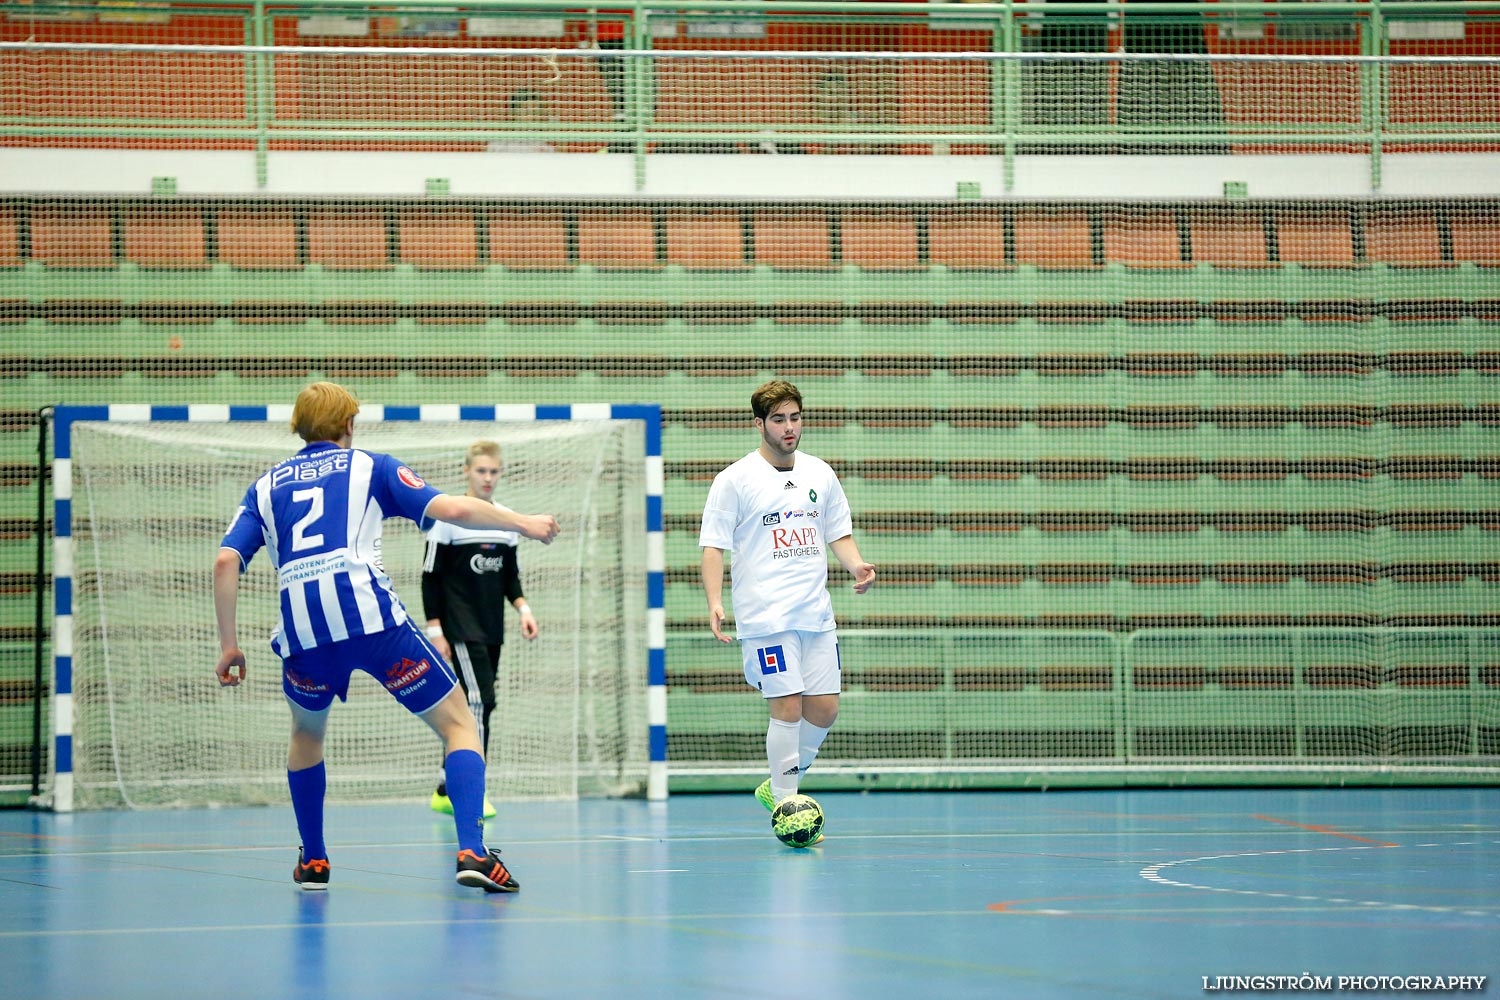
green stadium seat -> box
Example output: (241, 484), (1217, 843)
(398, 207), (480, 269)
(31, 204), (115, 268)
(577, 209), (659, 269)
(216, 206), (299, 269)
(306, 207), (391, 270)
(1133, 663), (1210, 689)
(123, 205), (209, 269)
(488, 208), (570, 268)
(322, 301), (399, 326)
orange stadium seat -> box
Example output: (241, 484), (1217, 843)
(306, 207), (391, 269)
(124, 205), (209, 269)
(1275, 208), (1358, 267)
(217, 206), (299, 269)
(753, 209), (834, 269)
(1102, 209), (1190, 268)
(0, 205), (20, 267)
(927, 207), (1009, 270)
(1189, 208), (1273, 268)
(398, 207), (480, 269)
(577, 209), (659, 268)
(1448, 207), (1500, 267)
(30, 204), (115, 267)
(663, 209), (747, 270)
(488, 209), (570, 268)
(1364, 207), (1448, 267)
(1014, 208), (1096, 268)
(841, 208), (921, 270)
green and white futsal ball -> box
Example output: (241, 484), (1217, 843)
(771, 794), (824, 848)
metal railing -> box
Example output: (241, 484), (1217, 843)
(2, 0), (1499, 189)
(668, 626), (1500, 780)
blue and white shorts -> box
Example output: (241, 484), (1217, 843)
(280, 621), (459, 716)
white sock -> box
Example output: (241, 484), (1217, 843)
(798, 720), (831, 775)
(767, 718), (801, 803)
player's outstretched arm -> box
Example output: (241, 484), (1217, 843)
(829, 535), (876, 594)
(428, 494), (560, 544)
(213, 548), (248, 687)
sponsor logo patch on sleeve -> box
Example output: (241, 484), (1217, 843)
(397, 466), (426, 489)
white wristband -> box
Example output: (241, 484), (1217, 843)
(516, 604), (531, 615)
(425, 625), (443, 638)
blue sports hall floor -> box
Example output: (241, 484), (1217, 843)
(1, 787), (1496, 1000)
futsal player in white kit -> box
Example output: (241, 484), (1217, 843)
(698, 380), (877, 834)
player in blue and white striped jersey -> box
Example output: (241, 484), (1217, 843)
(214, 382), (560, 893)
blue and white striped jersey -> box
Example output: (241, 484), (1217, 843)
(221, 442), (443, 657)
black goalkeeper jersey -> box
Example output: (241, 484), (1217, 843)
(421, 513), (524, 645)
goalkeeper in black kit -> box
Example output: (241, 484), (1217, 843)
(422, 440), (540, 818)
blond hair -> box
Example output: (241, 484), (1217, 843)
(464, 440), (501, 467)
(751, 379), (803, 421)
(290, 382), (359, 444)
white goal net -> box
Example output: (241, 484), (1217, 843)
(64, 415), (648, 809)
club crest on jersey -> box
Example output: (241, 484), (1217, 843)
(397, 466), (426, 489)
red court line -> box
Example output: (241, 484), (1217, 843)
(0, 830), (76, 842)
(1252, 814), (1399, 847)
(988, 894), (1117, 913)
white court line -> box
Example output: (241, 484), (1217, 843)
(5, 828), (1500, 862)
(1140, 840), (1500, 917)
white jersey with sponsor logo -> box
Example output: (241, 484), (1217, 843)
(698, 449), (853, 639)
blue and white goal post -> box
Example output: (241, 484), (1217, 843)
(46, 403), (665, 812)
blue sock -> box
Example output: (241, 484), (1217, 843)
(288, 761), (327, 861)
(444, 749), (487, 855)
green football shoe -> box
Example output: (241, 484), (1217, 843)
(430, 789), (497, 819)
(754, 779), (775, 812)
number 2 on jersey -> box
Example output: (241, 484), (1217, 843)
(290, 487), (325, 551)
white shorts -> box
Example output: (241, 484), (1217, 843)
(741, 629), (841, 699)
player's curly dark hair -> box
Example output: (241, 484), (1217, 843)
(751, 379), (802, 421)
